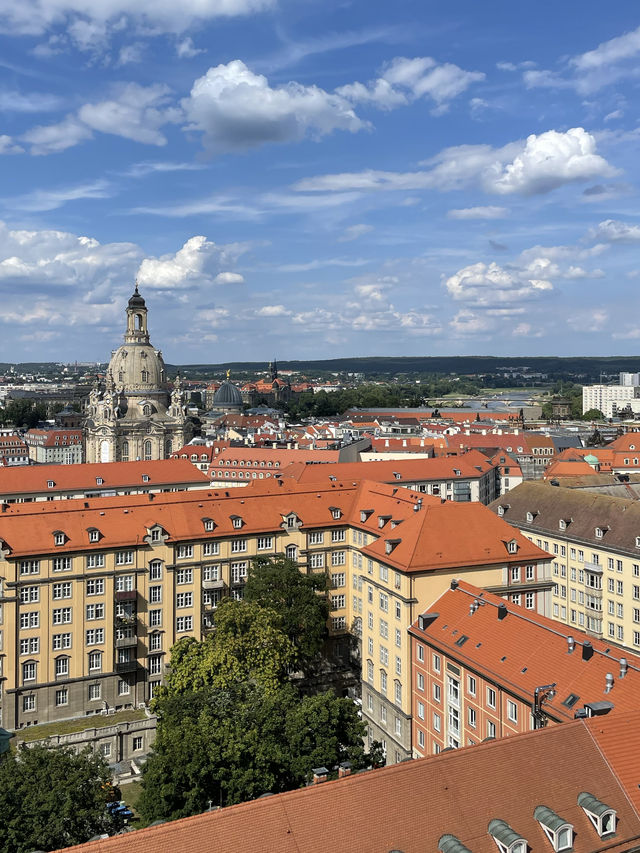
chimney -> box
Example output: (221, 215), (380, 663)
(338, 761), (352, 778)
(497, 603), (508, 620)
(620, 658), (628, 678)
(605, 672), (615, 693)
(450, 579), (459, 590)
(311, 767), (329, 784)
(582, 641), (594, 661)
(567, 636), (575, 654)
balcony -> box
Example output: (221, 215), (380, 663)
(115, 590), (137, 602)
(203, 579), (226, 591)
(115, 613), (137, 627)
(584, 561), (603, 574)
(114, 659), (138, 674)
(115, 634), (138, 649)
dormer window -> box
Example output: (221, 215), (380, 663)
(534, 806), (574, 852)
(360, 509), (374, 523)
(595, 527), (603, 539)
(96, 477), (103, 486)
(53, 531), (66, 546)
(577, 793), (616, 838)
(231, 516), (243, 529)
(488, 819), (527, 853)
(88, 528), (100, 543)
(636, 536), (640, 548)
(330, 507), (341, 520)
(142, 474), (150, 483)
(385, 539), (401, 555)
(150, 527), (162, 542)
(507, 539), (518, 554)
(497, 506), (505, 517)
(631, 444), (636, 451)
(285, 514), (298, 529)
(47, 480), (55, 489)
(202, 518), (215, 532)
(378, 515), (391, 529)
(559, 519), (566, 531)
(526, 512), (534, 523)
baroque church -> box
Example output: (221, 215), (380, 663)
(84, 285), (192, 463)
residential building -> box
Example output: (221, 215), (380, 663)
(0, 434), (29, 466)
(410, 580), (640, 757)
(24, 429), (84, 464)
(582, 378), (640, 418)
(59, 708), (640, 853)
(84, 285), (191, 464)
(490, 480), (640, 652)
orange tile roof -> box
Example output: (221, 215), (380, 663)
(0, 459), (208, 497)
(58, 712), (640, 853)
(410, 580), (640, 720)
(543, 459), (598, 479)
(25, 429), (83, 447)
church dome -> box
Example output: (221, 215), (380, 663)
(213, 380), (243, 409)
(128, 284), (146, 309)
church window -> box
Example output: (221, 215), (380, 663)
(144, 440), (152, 461)
(122, 441), (129, 462)
(141, 370), (149, 383)
(143, 404), (151, 416)
(118, 372), (124, 383)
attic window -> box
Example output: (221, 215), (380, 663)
(378, 515), (391, 529)
(47, 480), (55, 489)
(96, 477), (103, 486)
(636, 536), (640, 548)
(385, 538), (401, 555)
(142, 474), (150, 483)
(507, 540), (518, 554)
(202, 518), (215, 532)
(488, 819), (527, 853)
(595, 527), (603, 539)
(54, 531), (65, 546)
(360, 509), (374, 523)
(285, 514), (297, 529)
(534, 806), (573, 852)
(497, 506), (505, 517)
(577, 793), (616, 838)
(231, 516), (243, 529)
(453, 469), (461, 477)
(150, 527), (161, 542)
(88, 529), (100, 543)
(631, 444), (636, 451)
(526, 512), (534, 523)
(330, 507), (341, 520)
(393, 472), (402, 480)
(559, 519), (566, 531)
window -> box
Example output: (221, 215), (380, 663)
(379, 619), (389, 639)
(203, 542), (220, 556)
(394, 680), (402, 705)
(257, 536), (273, 550)
(418, 729), (425, 749)
(433, 654), (441, 673)
(20, 612), (39, 629)
(132, 736), (143, 751)
(379, 646), (389, 666)
(86, 603), (105, 620)
(309, 552), (325, 569)
(433, 683), (441, 702)
(54, 532), (65, 546)
(23, 695), (36, 712)
(177, 544), (193, 559)
(176, 615), (193, 632)
(525, 592), (535, 609)
(331, 529), (346, 543)
(20, 637), (39, 655)
(52, 582), (72, 600)
(507, 700), (518, 723)
(23, 662), (36, 682)
(116, 550), (134, 565)
(487, 687), (496, 709)
(52, 633), (71, 650)
(468, 707), (477, 728)
(331, 551), (346, 566)
(379, 565), (388, 582)
(487, 720), (496, 738)
(87, 684), (101, 701)
(55, 657), (69, 678)
(88, 651), (102, 671)
(149, 586), (162, 604)
(149, 610), (162, 626)
(467, 675), (476, 695)
(176, 592), (193, 608)
(149, 656), (162, 676)
(417, 644), (424, 662)
(53, 556), (72, 572)
(433, 712), (441, 732)
(417, 701), (425, 720)
(149, 633), (162, 651)
(86, 578), (105, 595)
(511, 566), (520, 582)
(332, 616), (346, 630)
(176, 568), (193, 584)
(86, 629), (104, 645)
(55, 688), (68, 707)
(331, 572), (346, 588)
(380, 705), (387, 725)
(309, 531), (324, 545)
(331, 508), (341, 519)
(20, 586), (39, 603)
(379, 592), (389, 612)
(20, 560), (40, 575)
(367, 660), (374, 683)
(417, 673), (424, 691)
(231, 561), (248, 583)
(53, 607), (72, 625)
(86, 553), (105, 569)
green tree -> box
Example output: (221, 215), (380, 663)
(138, 682), (367, 822)
(244, 555), (329, 672)
(583, 408), (604, 421)
(0, 399), (47, 428)
(0, 744), (117, 852)
(165, 598), (296, 695)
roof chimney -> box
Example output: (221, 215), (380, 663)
(619, 658), (628, 678)
(582, 641), (594, 661)
(567, 636), (575, 654)
(497, 602), (508, 620)
(311, 767), (329, 785)
(450, 579), (459, 590)
(338, 761), (352, 778)
(605, 672), (614, 693)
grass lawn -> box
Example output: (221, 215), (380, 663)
(120, 779), (144, 816)
(15, 709), (148, 743)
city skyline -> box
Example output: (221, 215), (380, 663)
(0, 2), (639, 361)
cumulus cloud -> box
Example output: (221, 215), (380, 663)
(176, 37), (204, 58)
(136, 235), (248, 290)
(182, 60), (367, 154)
(449, 310), (496, 336)
(0, 0), (274, 39)
(336, 55), (484, 112)
(214, 271), (245, 284)
(447, 206), (507, 220)
(22, 115), (93, 155)
(338, 223), (374, 242)
(256, 304), (291, 316)
(78, 83), (180, 145)
(294, 128), (616, 197)
(444, 261), (553, 308)
(588, 219), (640, 243)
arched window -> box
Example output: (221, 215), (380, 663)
(141, 370), (149, 383)
(135, 313), (142, 330)
(122, 440), (129, 462)
(144, 440), (152, 461)
(143, 404), (151, 417)
(285, 545), (298, 562)
(165, 439), (172, 457)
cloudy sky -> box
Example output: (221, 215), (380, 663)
(1, 1), (639, 363)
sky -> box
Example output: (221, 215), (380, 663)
(1, 1), (640, 364)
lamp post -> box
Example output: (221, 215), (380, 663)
(532, 683), (556, 729)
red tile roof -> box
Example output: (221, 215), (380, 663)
(58, 711), (640, 853)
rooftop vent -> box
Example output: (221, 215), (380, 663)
(450, 579), (459, 590)
(567, 636), (575, 654)
(619, 658), (628, 678)
(605, 673), (614, 693)
(497, 602), (508, 620)
(582, 641), (594, 661)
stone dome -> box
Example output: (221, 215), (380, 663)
(108, 342), (166, 393)
(213, 380), (243, 410)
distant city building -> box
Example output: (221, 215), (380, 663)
(84, 286), (191, 464)
(24, 428), (83, 465)
(0, 435), (29, 467)
(583, 372), (640, 417)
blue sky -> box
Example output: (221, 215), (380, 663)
(0, 0), (639, 363)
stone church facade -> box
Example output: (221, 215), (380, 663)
(84, 286), (191, 463)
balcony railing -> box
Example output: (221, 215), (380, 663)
(115, 635), (138, 648)
(203, 579), (226, 590)
(115, 590), (137, 602)
(584, 561), (603, 574)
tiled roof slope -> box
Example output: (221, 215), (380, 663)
(0, 478), (546, 571)
(410, 580), (640, 720)
(586, 712), (640, 813)
(488, 480), (640, 555)
(0, 459), (208, 496)
(279, 450), (494, 485)
(58, 712), (640, 853)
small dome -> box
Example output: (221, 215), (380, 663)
(128, 284), (146, 309)
(213, 380), (243, 408)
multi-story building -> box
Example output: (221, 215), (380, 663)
(410, 579), (640, 758)
(0, 434), (29, 466)
(490, 481), (640, 653)
(582, 375), (640, 417)
(24, 429), (84, 464)
(0, 477), (549, 763)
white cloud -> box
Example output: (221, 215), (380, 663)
(22, 114), (93, 155)
(78, 83), (180, 145)
(0, 135), (23, 154)
(176, 37), (204, 59)
(338, 223), (374, 242)
(447, 206), (507, 220)
(449, 310), (496, 335)
(336, 55), (484, 112)
(3, 180), (113, 212)
(444, 261), (553, 308)
(214, 271), (245, 284)
(277, 257), (369, 273)
(136, 235), (247, 290)
(294, 128), (616, 196)
(256, 304), (291, 316)
(182, 60), (367, 154)
(0, 0), (275, 38)
(0, 90), (62, 112)
(572, 26), (640, 71)
(116, 43), (145, 66)
(588, 219), (640, 243)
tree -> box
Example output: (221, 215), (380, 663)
(0, 744), (117, 852)
(138, 682), (367, 822)
(583, 408), (604, 421)
(165, 599), (296, 695)
(244, 555), (330, 671)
